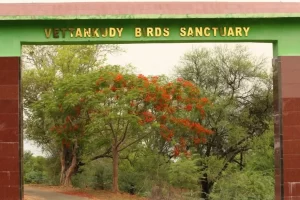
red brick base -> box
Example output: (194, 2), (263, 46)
(0, 57), (21, 200)
(274, 56), (300, 199)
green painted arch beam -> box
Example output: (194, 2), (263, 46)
(0, 2), (300, 56)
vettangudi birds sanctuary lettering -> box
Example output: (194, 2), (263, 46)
(44, 27), (250, 39)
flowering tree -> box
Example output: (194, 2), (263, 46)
(32, 72), (98, 186)
(84, 66), (212, 192)
(35, 65), (212, 190)
(23, 45), (121, 187)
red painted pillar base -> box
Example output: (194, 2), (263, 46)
(274, 56), (300, 199)
(0, 57), (21, 200)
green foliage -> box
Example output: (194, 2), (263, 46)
(24, 171), (46, 184)
(197, 155), (228, 183)
(22, 45), (121, 151)
(175, 44), (273, 198)
(118, 147), (171, 196)
(72, 159), (113, 190)
(246, 128), (274, 176)
(209, 129), (274, 200)
(44, 152), (62, 185)
(209, 171), (274, 200)
(23, 151), (48, 184)
(72, 146), (171, 196)
(168, 158), (199, 190)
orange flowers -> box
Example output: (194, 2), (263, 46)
(138, 74), (146, 79)
(160, 115), (167, 124)
(110, 86), (117, 92)
(201, 97), (209, 104)
(154, 104), (164, 111)
(177, 77), (184, 82)
(180, 137), (187, 147)
(185, 104), (193, 111)
(144, 94), (152, 102)
(176, 95), (182, 101)
(193, 137), (202, 145)
(150, 76), (159, 83)
(193, 137), (207, 145)
(114, 73), (123, 82)
(130, 101), (136, 107)
(161, 92), (171, 101)
(172, 118), (192, 128)
(62, 139), (71, 149)
(160, 124), (174, 141)
(174, 145), (180, 157)
(142, 111), (155, 123)
(166, 132), (174, 141)
(66, 116), (71, 122)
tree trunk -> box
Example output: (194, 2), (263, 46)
(112, 144), (119, 193)
(60, 140), (78, 187)
(200, 173), (213, 200)
(62, 166), (75, 187)
(60, 145), (67, 185)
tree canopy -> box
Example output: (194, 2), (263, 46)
(174, 44), (273, 199)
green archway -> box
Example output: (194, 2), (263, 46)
(0, 2), (299, 199)
(1, 17), (300, 57)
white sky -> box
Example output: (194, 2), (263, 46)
(1, 0), (300, 2)
(4, 0), (277, 156)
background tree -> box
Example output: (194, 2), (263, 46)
(209, 129), (274, 200)
(23, 151), (48, 184)
(174, 44), (273, 199)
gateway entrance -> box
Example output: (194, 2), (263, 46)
(1, 2), (300, 199)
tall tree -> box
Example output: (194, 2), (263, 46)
(174, 44), (273, 199)
(86, 68), (212, 192)
(22, 45), (121, 186)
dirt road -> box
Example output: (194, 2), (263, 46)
(24, 185), (90, 200)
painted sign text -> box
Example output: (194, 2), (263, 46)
(44, 26), (250, 39)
